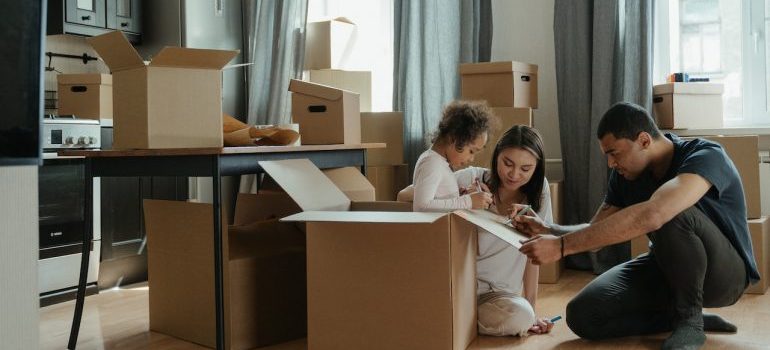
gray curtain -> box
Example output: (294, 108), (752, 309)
(554, 0), (653, 273)
(393, 0), (492, 175)
(240, 0), (307, 193)
(242, 0), (308, 125)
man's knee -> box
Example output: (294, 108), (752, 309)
(566, 294), (605, 340)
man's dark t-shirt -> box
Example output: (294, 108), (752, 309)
(605, 133), (759, 284)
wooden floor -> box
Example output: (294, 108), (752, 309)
(40, 269), (770, 349)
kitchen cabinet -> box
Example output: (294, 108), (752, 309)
(48, 0), (142, 43)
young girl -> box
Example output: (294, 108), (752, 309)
(402, 125), (555, 336)
(412, 100), (495, 212)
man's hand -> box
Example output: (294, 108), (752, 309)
(519, 235), (561, 265)
(510, 204), (550, 236)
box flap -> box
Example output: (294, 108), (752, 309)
(459, 61), (538, 75)
(259, 159), (351, 211)
(289, 79), (355, 101)
(653, 82), (724, 95)
(87, 31), (145, 72)
(453, 209), (529, 248)
(57, 73), (112, 85)
(322, 167), (375, 201)
(333, 16), (355, 24)
(282, 211), (444, 224)
(149, 47), (239, 69)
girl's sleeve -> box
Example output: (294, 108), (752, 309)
(413, 157), (472, 212)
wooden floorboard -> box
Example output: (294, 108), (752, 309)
(40, 269), (770, 349)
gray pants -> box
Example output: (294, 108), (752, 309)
(566, 207), (748, 340)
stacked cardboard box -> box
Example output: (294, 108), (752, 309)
(361, 112), (409, 200)
(308, 69), (372, 112)
(652, 83), (724, 129)
(470, 107), (533, 168)
(539, 180), (564, 284)
(459, 61), (539, 109)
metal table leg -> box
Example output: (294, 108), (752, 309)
(68, 158), (94, 349)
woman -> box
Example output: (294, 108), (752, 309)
(400, 125), (555, 336)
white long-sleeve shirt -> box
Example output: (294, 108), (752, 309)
(453, 166), (553, 296)
(412, 149), (473, 212)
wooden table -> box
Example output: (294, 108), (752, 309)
(59, 143), (384, 350)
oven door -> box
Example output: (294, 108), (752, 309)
(39, 155), (87, 258)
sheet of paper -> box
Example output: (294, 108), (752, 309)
(454, 209), (530, 248)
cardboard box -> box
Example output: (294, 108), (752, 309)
(289, 79), (361, 145)
(57, 74), (113, 120)
(365, 164), (409, 201)
(459, 61), (538, 108)
(540, 180), (564, 284)
(143, 196), (307, 349)
(309, 70), (371, 112)
(693, 135), (763, 218)
(471, 107), (533, 168)
(361, 112), (405, 166)
(266, 159), (531, 350)
(304, 17), (356, 70)
(88, 31), (237, 149)
(746, 217), (769, 294)
(652, 83), (723, 129)
(322, 167), (375, 201)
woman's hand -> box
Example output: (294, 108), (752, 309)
(528, 317), (555, 334)
(510, 204), (550, 236)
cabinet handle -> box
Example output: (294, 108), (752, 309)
(81, 15), (91, 20)
(121, 22), (129, 27)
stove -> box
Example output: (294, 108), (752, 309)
(39, 115), (101, 305)
(42, 115), (101, 151)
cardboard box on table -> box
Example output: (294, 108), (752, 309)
(143, 194), (306, 349)
(652, 83), (723, 129)
(263, 159), (530, 350)
(289, 79), (360, 145)
(470, 107), (533, 168)
(57, 73), (113, 120)
(459, 61), (538, 108)
(539, 180), (564, 284)
(88, 31), (238, 149)
(308, 69), (371, 112)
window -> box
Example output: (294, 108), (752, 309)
(654, 0), (770, 127)
(306, 0), (394, 112)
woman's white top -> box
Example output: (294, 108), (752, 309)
(453, 166), (553, 297)
(412, 149), (473, 212)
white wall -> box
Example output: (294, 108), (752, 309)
(491, 0), (561, 164)
(0, 167), (39, 348)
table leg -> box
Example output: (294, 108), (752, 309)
(68, 158), (94, 349)
(212, 159), (225, 350)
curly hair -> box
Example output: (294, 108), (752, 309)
(431, 100), (494, 150)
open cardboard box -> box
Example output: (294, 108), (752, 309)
(260, 159), (529, 350)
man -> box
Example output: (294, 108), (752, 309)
(515, 102), (759, 349)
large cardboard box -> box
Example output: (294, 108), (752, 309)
(266, 159), (531, 350)
(365, 164), (409, 201)
(289, 79), (360, 145)
(143, 195), (307, 349)
(88, 31), (237, 149)
(361, 112), (404, 166)
(304, 17), (355, 70)
(692, 135), (763, 218)
(309, 69), (371, 112)
(460, 61), (538, 108)
(540, 180), (564, 284)
(653, 83), (723, 129)
(57, 74), (113, 120)
(471, 107), (533, 168)
(746, 217), (769, 294)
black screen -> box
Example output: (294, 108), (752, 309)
(0, 1), (45, 165)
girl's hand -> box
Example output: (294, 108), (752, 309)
(528, 317), (555, 334)
(470, 191), (493, 210)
